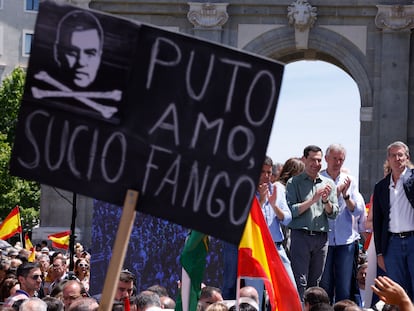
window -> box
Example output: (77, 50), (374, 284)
(25, 0), (39, 11)
(0, 26), (3, 56)
(22, 31), (34, 57)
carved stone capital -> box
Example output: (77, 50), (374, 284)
(375, 5), (414, 31)
(287, 0), (317, 32)
(71, 0), (91, 8)
(187, 2), (229, 29)
(52, 0), (90, 7)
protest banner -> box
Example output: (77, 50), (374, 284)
(10, 1), (284, 245)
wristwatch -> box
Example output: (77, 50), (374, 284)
(343, 194), (350, 200)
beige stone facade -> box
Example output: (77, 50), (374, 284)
(89, 0), (414, 204)
(4, 0), (414, 247)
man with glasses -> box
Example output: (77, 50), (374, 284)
(49, 256), (69, 293)
(4, 262), (43, 306)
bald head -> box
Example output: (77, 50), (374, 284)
(63, 280), (84, 309)
(239, 286), (259, 304)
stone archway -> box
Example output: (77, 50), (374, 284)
(36, 0), (414, 245)
(241, 25), (373, 197)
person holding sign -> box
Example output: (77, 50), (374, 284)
(286, 145), (339, 302)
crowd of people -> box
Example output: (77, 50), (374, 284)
(1, 141), (414, 311)
(0, 242), (181, 310)
(221, 141), (414, 311)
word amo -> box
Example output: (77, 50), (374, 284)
(149, 102), (256, 161)
(142, 144), (254, 225)
(146, 36), (277, 127)
(17, 109), (126, 183)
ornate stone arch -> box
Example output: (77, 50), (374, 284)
(241, 26), (372, 109)
(241, 26), (374, 196)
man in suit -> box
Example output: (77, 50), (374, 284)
(373, 141), (414, 300)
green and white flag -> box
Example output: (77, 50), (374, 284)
(175, 230), (209, 311)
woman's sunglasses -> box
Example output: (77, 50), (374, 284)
(78, 263), (89, 268)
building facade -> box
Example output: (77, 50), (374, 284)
(0, 0), (37, 78)
(3, 0), (414, 247)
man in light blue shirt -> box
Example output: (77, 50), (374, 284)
(257, 155), (296, 287)
(319, 144), (365, 303)
(245, 155), (298, 310)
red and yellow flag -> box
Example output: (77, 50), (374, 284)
(238, 197), (302, 311)
(24, 233), (36, 262)
(48, 230), (71, 250)
(0, 206), (22, 240)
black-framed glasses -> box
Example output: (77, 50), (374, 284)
(30, 274), (42, 280)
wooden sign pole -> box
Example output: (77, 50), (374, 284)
(98, 189), (139, 311)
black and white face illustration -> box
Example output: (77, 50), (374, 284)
(29, 9), (124, 120)
(62, 28), (102, 88)
(54, 10), (104, 88)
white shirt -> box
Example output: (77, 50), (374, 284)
(389, 168), (414, 233)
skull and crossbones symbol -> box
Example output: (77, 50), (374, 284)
(31, 9), (121, 119)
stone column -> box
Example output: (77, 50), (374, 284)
(187, 2), (229, 42)
(375, 5), (414, 148)
(32, 185), (93, 248)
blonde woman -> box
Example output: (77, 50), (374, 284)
(74, 258), (90, 293)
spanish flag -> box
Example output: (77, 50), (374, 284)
(24, 233), (36, 262)
(48, 230), (70, 250)
(238, 198), (301, 311)
(0, 206), (22, 240)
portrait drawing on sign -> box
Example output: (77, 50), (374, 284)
(30, 10), (121, 121)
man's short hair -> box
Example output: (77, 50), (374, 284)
(325, 143), (346, 157)
(309, 302), (333, 311)
(387, 141), (410, 158)
(263, 155), (273, 167)
(199, 286), (222, 300)
(146, 284), (169, 297)
(303, 286), (330, 306)
(136, 290), (161, 309)
(119, 270), (136, 283)
(20, 297), (48, 311)
(16, 262), (40, 278)
(54, 10), (104, 67)
(303, 145), (322, 158)
(42, 296), (64, 311)
(229, 302), (257, 311)
(63, 279), (88, 297)
(67, 297), (99, 311)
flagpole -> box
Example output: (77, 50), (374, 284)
(69, 193), (77, 271)
(18, 206), (23, 247)
(236, 277), (240, 311)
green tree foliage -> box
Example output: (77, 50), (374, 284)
(0, 68), (40, 235)
(0, 67), (25, 144)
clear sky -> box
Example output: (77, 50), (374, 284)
(266, 60), (361, 179)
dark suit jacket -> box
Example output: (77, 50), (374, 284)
(373, 168), (414, 255)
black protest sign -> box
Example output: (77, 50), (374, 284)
(10, 1), (284, 245)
